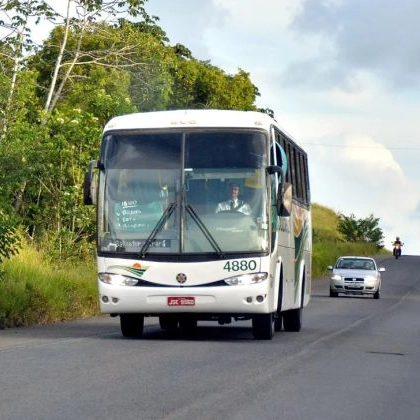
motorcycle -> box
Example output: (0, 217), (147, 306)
(393, 242), (403, 259)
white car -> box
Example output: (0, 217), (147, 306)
(328, 256), (385, 299)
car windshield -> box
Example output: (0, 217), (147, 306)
(337, 259), (375, 270)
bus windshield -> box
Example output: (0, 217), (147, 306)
(98, 129), (269, 256)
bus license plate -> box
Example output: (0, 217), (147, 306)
(167, 296), (195, 306)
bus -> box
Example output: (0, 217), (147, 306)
(84, 109), (311, 340)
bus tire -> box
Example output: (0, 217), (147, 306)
(159, 315), (179, 330)
(179, 317), (198, 335)
(120, 314), (144, 338)
(282, 308), (302, 332)
(252, 313), (274, 340)
(274, 313), (282, 332)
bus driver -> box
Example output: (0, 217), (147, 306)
(215, 183), (251, 215)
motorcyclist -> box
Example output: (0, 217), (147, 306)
(392, 236), (403, 256)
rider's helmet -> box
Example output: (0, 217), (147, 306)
(396, 236), (400, 241)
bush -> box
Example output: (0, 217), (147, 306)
(0, 245), (98, 328)
(0, 210), (21, 273)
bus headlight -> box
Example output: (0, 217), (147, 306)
(224, 272), (268, 286)
(99, 272), (139, 286)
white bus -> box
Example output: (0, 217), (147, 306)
(84, 109), (311, 340)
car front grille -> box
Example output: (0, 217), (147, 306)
(344, 277), (364, 282)
(344, 277), (364, 290)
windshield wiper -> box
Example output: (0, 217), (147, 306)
(185, 204), (224, 257)
(139, 202), (177, 258)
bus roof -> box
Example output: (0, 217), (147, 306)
(103, 109), (277, 132)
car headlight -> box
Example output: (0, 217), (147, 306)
(99, 272), (139, 286)
(224, 272), (268, 285)
(331, 274), (342, 281)
(364, 275), (377, 284)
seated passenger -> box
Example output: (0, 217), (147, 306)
(215, 184), (251, 216)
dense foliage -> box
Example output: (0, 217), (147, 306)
(0, 0), (262, 262)
(337, 213), (384, 249)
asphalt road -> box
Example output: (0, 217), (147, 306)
(1, 255), (419, 420)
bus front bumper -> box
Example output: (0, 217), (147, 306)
(98, 283), (273, 315)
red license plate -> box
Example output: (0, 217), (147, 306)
(167, 296), (195, 306)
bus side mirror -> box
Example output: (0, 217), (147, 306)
(267, 165), (292, 217)
(277, 182), (292, 217)
(83, 160), (98, 205)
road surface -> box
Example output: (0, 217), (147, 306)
(1, 255), (419, 420)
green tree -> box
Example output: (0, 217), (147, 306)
(0, 0), (56, 138)
(337, 213), (384, 249)
(0, 0), (266, 262)
(32, 18), (171, 115)
(39, 0), (152, 114)
(167, 55), (259, 110)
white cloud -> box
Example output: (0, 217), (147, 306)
(308, 132), (419, 252)
(288, 0), (420, 90)
(343, 136), (402, 174)
(212, 0), (304, 32)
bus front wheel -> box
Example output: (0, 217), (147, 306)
(120, 314), (144, 338)
(252, 313), (274, 340)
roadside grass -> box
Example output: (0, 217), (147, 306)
(312, 240), (388, 278)
(311, 203), (390, 278)
(0, 244), (98, 329)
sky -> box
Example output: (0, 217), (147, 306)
(145, 0), (420, 255)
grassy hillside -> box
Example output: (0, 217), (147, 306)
(311, 203), (389, 278)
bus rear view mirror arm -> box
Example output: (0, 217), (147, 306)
(83, 160), (98, 205)
(266, 165), (282, 175)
